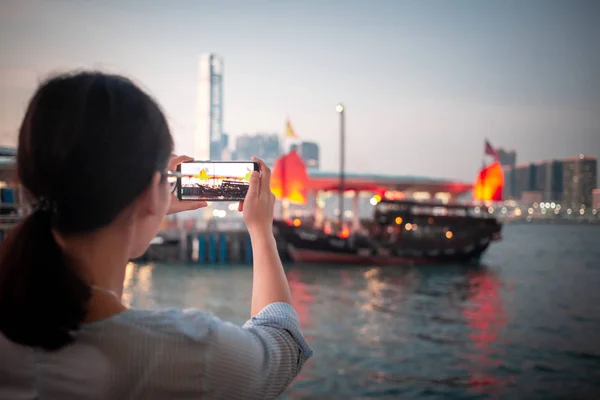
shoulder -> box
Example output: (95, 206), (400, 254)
(82, 308), (219, 343)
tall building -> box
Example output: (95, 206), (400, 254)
(502, 166), (514, 200)
(496, 148), (517, 167)
(548, 160), (564, 202)
(513, 164), (533, 201)
(234, 133), (281, 166)
(562, 156), (597, 208)
(497, 148), (516, 198)
(593, 189), (600, 210)
(195, 54), (223, 160)
(219, 133), (232, 160)
(503, 154), (596, 205)
(534, 161), (548, 195)
(530, 160), (563, 203)
(221, 132), (229, 150)
(299, 141), (319, 170)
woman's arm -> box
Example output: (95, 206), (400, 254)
(205, 304), (312, 400)
(200, 158), (311, 399)
(249, 232), (292, 316)
(240, 159), (293, 316)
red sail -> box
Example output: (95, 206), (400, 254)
(473, 161), (504, 202)
(271, 150), (308, 204)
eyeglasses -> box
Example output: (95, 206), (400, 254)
(163, 171), (181, 194)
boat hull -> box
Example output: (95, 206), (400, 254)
(274, 220), (499, 266)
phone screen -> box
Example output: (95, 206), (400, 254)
(177, 161), (259, 201)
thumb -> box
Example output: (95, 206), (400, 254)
(178, 201), (208, 212)
(245, 171), (260, 199)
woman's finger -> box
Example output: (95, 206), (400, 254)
(168, 155), (194, 171)
(245, 170), (260, 200)
(167, 198), (208, 215)
(238, 201), (244, 212)
(252, 157), (271, 196)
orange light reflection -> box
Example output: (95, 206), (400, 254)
(462, 270), (511, 394)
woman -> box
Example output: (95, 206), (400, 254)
(0, 72), (312, 399)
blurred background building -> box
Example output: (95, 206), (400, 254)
(233, 133), (281, 166)
(196, 53), (223, 160)
(562, 156), (597, 208)
(299, 141), (320, 170)
(497, 148), (517, 200)
(503, 155), (597, 207)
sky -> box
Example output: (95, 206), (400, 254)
(0, 0), (598, 183)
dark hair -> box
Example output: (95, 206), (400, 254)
(0, 71), (173, 350)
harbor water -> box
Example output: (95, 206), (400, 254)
(124, 224), (600, 399)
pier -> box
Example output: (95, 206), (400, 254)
(135, 229), (259, 265)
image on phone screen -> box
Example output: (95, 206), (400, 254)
(178, 161), (258, 201)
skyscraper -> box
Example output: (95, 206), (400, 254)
(299, 141), (320, 170)
(513, 163), (535, 201)
(502, 166), (514, 200)
(496, 148), (517, 167)
(496, 148), (516, 199)
(548, 160), (564, 202)
(196, 54), (223, 160)
(234, 133), (281, 166)
(593, 189), (600, 210)
(562, 156), (597, 208)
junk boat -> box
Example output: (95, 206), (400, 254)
(273, 199), (502, 265)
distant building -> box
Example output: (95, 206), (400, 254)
(593, 189), (600, 210)
(196, 54), (223, 160)
(548, 160), (564, 202)
(513, 164), (535, 201)
(219, 133), (231, 160)
(299, 141), (319, 170)
(221, 147), (233, 161)
(509, 156), (589, 204)
(496, 148), (517, 167)
(502, 166), (514, 200)
(221, 133), (229, 149)
(234, 133), (281, 166)
(497, 148), (517, 199)
(533, 160), (564, 202)
(521, 191), (544, 205)
(534, 161), (547, 194)
(562, 155), (597, 208)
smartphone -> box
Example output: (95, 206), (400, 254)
(176, 160), (260, 201)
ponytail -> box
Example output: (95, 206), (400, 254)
(0, 210), (90, 351)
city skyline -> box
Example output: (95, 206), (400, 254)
(0, 0), (598, 182)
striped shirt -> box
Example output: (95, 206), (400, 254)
(0, 302), (313, 399)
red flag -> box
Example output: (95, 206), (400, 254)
(484, 140), (499, 159)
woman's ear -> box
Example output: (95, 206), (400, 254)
(135, 172), (163, 217)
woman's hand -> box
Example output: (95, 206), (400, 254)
(238, 157), (275, 236)
(167, 155), (208, 215)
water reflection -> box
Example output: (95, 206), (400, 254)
(125, 262), (509, 398)
(357, 267), (392, 348)
(280, 264), (509, 398)
(461, 269), (511, 394)
(121, 262), (136, 307)
(122, 263), (155, 308)
(126, 225), (600, 399)
(287, 269), (315, 338)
